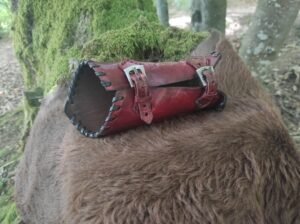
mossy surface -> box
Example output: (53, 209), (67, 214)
(0, 109), (24, 224)
(14, 0), (157, 92)
(14, 0), (208, 93)
(83, 18), (208, 62)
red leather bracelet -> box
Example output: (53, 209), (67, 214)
(64, 53), (226, 138)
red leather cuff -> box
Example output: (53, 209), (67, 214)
(65, 53), (226, 138)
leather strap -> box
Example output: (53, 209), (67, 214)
(195, 66), (219, 109)
(122, 64), (153, 124)
(189, 52), (222, 109)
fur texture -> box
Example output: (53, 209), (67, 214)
(15, 33), (300, 224)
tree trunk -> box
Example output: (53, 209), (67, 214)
(240, 0), (300, 73)
(191, 0), (202, 32)
(156, 0), (169, 27)
(191, 0), (227, 33)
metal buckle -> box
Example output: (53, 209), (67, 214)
(123, 65), (146, 88)
(196, 66), (214, 87)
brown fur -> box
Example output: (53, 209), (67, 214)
(15, 32), (300, 224)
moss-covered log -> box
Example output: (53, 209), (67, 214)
(13, 0), (208, 93)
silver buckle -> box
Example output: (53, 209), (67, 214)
(123, 65), (146, 88)
(196, 66), (214, 87)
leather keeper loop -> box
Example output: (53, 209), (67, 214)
(121, 64), (153, 124)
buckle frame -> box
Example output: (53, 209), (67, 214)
(196, 66), (215, 87)
(123, 65), (146, 88)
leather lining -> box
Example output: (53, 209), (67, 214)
(65, 64), (115, 133)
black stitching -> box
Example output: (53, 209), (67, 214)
(101, 81), (112, 87)
(96, 72), (106, 76)
(70, 115), (76, 125)
(109, 104), (120, 112)
(93, 132), (100, 138)
(112, 96), (124, 103)
(76, 122), (81, 130)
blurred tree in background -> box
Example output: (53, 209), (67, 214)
(156, 0), (169, 26)
(191, 0), (227, 33)
(161, 0), (299, 74)
(240, 0), (300, 73)
(158, 0), (227, 33)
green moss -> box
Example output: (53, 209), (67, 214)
(0, 0), (12, 38)
(83, 18), (208, 62)
(0, 193), (20, 224)
(14, 0), (157, 92)
(0, 109), (24, 224)
(14, 0), (208, 93)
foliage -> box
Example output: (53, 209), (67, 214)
(0, 109), (24, 224)
(0, 191), (20, 224)
(0, 0), (11, 38)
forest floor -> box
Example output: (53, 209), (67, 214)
(0, 4), (299, 224)
(0, 37), (23, 223)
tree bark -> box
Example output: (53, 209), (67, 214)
(191, 0), (227, 33)
(191, 0), (202, 32)
(156, 0), (169, 27)
(240, 0), (300, 73)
